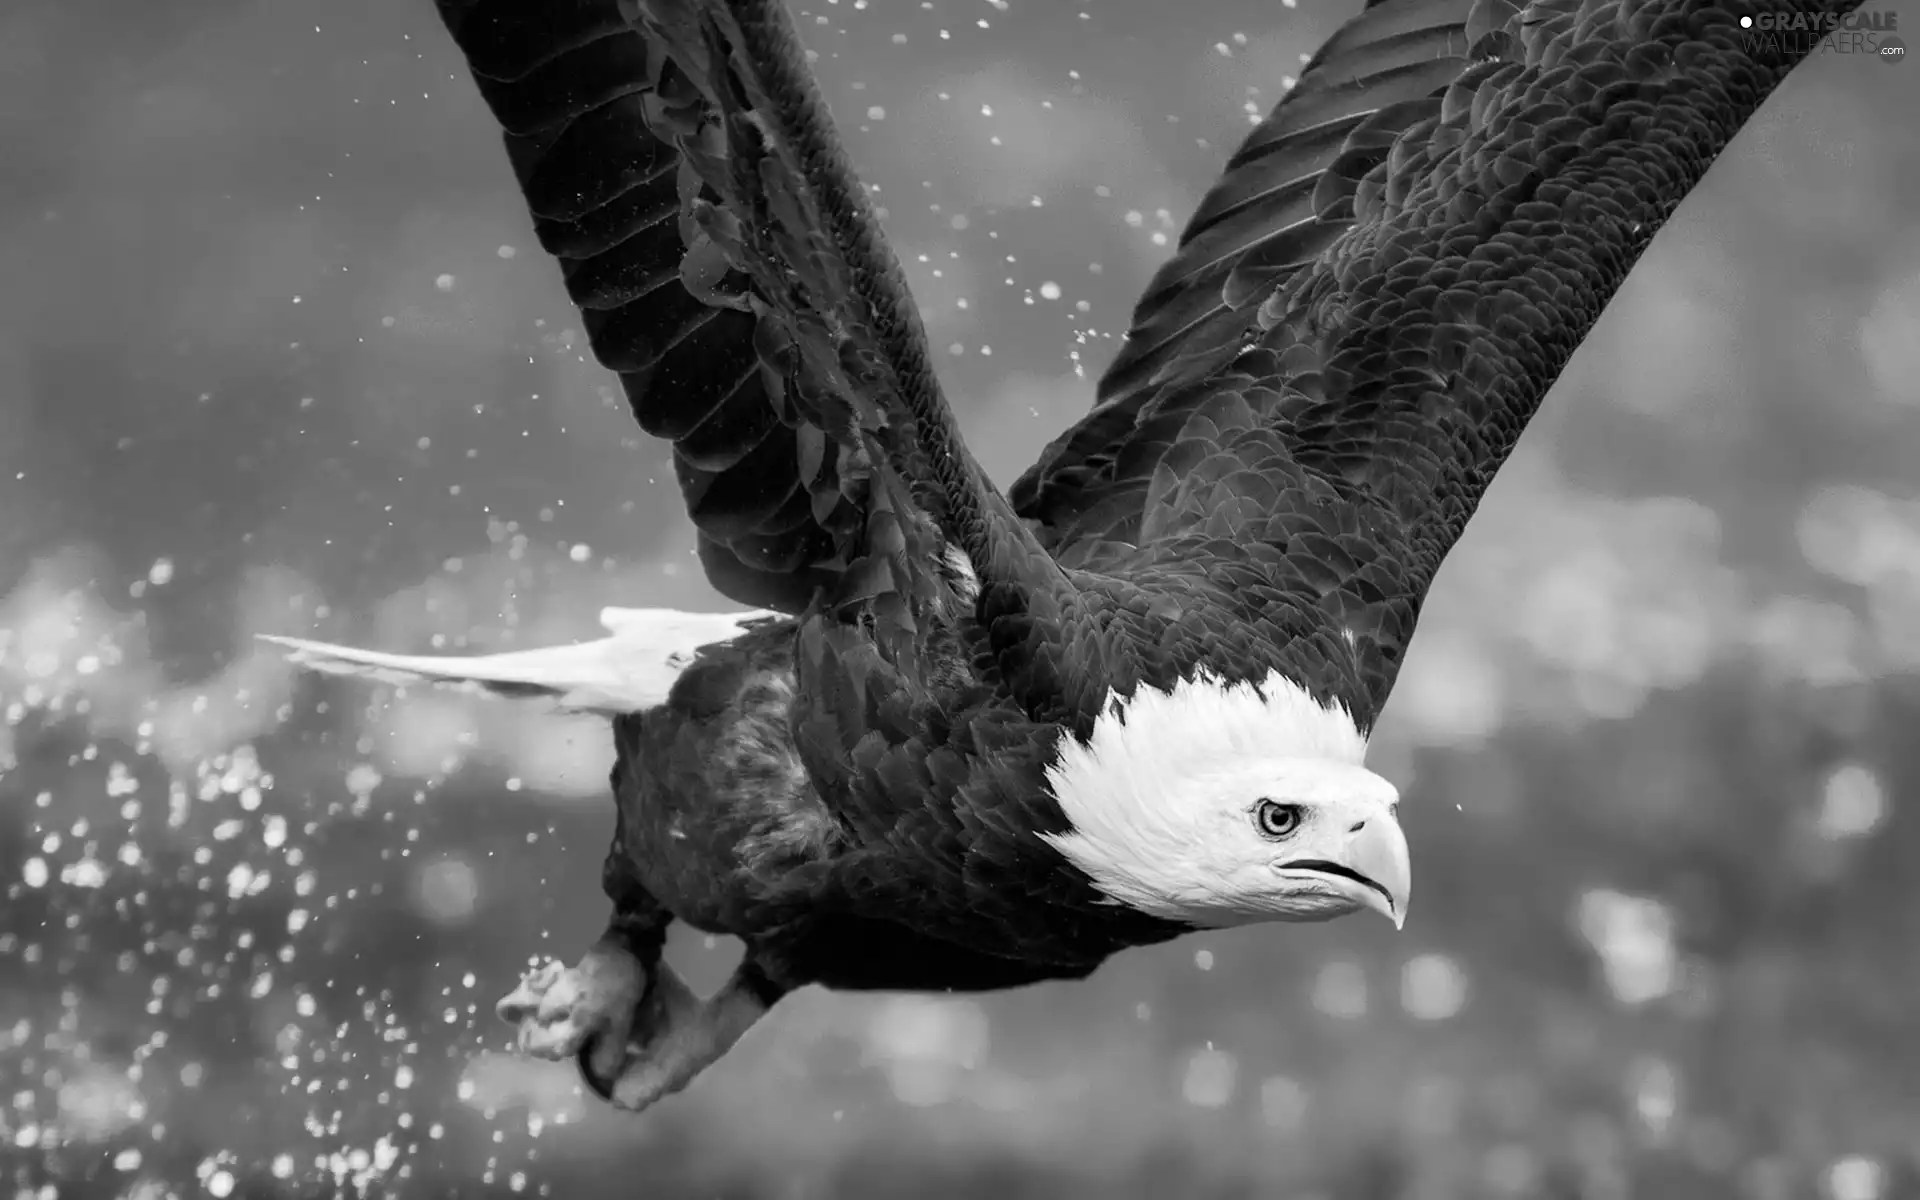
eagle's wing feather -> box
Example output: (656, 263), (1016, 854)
(436, 0), (1031, 649)
(1012, 0), (1857, 719)
(1010, 0), (1486, 538)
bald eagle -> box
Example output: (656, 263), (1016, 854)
(267, 0), (1859, 1111)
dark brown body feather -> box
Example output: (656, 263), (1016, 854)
(431, 0), (1862, 989)
(605, 619), (1116, 988)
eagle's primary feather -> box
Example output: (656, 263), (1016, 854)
(278, 0), (1862, 1111)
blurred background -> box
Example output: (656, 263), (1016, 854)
(4, 1), (1920, 1197)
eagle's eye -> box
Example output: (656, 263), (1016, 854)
(1253, 799), (1302, 839)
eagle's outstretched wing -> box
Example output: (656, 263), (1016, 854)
(438, 0), (1857, 729)
(1012, 0), (1860, 718)
(435, 0), (1048, 649)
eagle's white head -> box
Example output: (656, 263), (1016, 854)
(1039, 669), (1410, 930)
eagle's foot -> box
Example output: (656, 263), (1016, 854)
(575, 959), (772, 1114)
(495, 943), (648, 1076)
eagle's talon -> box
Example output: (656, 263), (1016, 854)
(570, 960), (771, 1114)
(496, 946), (648, 1065)
(573, 1036), (619, 1102)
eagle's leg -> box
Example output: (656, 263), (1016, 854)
(578, 954), (786, 1113)
(495, 829), (672, 1080)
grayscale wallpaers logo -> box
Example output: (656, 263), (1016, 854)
(1738, 9), (1904, 61)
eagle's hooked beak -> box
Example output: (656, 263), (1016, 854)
(1276, 811), (1411, 929)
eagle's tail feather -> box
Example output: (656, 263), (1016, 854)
(260, 606), (779, 715)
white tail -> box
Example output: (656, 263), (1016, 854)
(260, 607), (778, 715)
